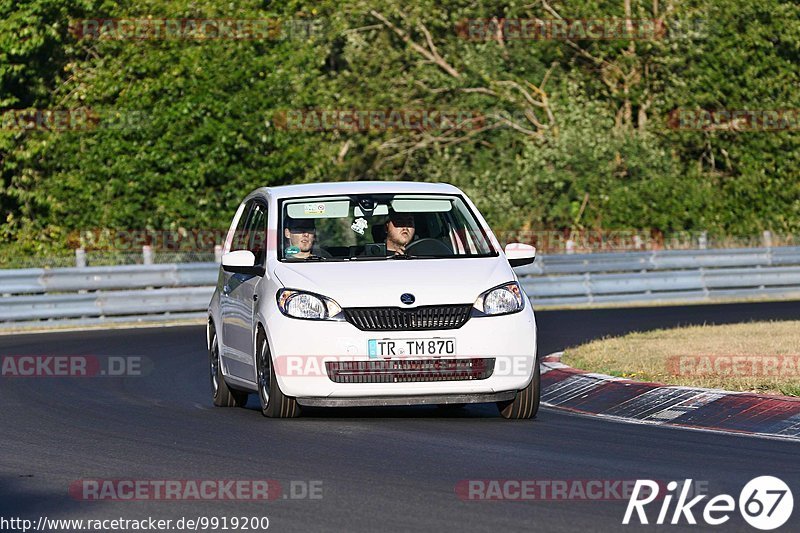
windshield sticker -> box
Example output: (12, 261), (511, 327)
(284, 246), (300, 256)
(351, 217), (368, 235)
(304, 203), (326, 215)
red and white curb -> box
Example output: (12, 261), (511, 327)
(540, 353), (800, 441)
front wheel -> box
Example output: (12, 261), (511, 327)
(256, 331), (301, 418)
(497, 360), (540, 420)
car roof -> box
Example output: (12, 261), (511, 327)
(254, 181), (463, 200)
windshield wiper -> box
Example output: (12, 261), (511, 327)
(390, 254), (449, 260)
(347, 253), (443, 261)
(305, 255), (327, 261)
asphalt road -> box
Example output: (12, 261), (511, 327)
(1, 301), (799, 532)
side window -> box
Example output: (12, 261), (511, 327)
(246, 203), (268, 266)
(229, 201), (254, 252)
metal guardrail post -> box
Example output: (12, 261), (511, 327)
(699, 267), (709, 298)
(75, 248), (86, 268)
(142, 245), (153, 265)
(583, 272), (593, 303)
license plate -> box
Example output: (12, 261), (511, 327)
(368, 338), (456, 358)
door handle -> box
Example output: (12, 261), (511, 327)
(253, 294), (259, 302)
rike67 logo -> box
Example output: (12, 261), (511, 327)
(623, 476), (793, 530)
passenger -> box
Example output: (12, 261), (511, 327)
(284, 218), (317, 260)
(385, 211), (416, 255)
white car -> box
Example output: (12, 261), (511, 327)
(207, 181), (539, 418)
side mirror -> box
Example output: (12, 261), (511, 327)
(504, 243), (536, 267)
(221, 250), (263, 276)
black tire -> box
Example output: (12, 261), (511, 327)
(256, 331), (300, 418)
(209, 326), (248, 407)
(497, 359), (540, 420)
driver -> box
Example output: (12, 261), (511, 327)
(385, 211), (416, 255)
(284, 218), (317, 259)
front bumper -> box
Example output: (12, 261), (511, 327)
(264, 306), (537, 399)
(296, 391), (515, 407)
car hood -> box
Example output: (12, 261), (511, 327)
(272, 257), (513, 307)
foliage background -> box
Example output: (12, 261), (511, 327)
(1, 0), (798, 260)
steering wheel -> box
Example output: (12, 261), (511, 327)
(404, 238), (454, 256)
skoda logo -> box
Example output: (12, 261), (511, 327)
(400, 293), (415, 305)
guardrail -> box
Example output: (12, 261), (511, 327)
(0, 263), (218, 326)
(1, 246), (800, 327)
(515, 245), (800, 305)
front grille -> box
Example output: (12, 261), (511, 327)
(326, 358), (495, 384)
(343, 304), (472, 331)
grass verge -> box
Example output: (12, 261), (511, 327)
(562, 321), (800, 397)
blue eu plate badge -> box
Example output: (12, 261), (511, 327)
(368, 339), (378, 359)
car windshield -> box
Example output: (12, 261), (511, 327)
(279, 194), (498, 261)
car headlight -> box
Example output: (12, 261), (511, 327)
(472, 282), (524, 317)
(277, 289), (344, 321)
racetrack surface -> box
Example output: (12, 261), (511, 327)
(1, 301), (799, 532)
